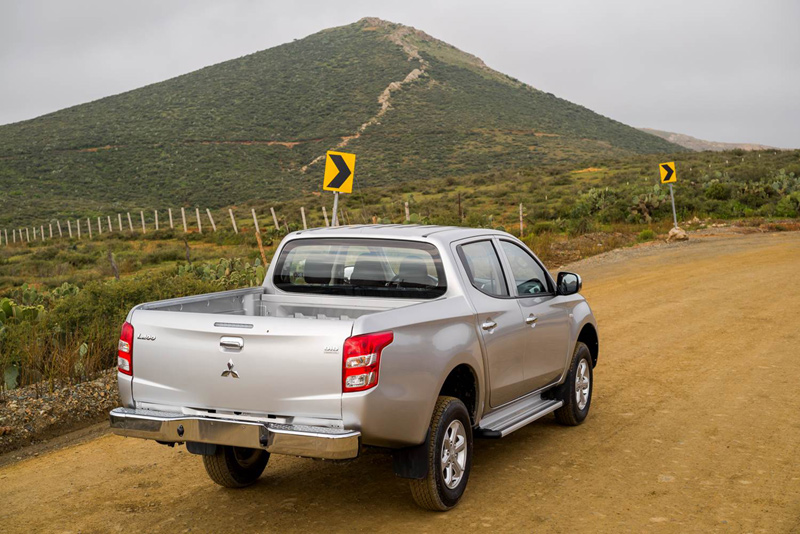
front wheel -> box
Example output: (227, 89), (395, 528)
(554, 341), (593, 426)
(202, 446), (269, 488)
(409, 396), (473, 511)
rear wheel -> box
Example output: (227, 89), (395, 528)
(202, 446), (269, 488)
(409, 396), (473, 511)
(554, 341), (593, 426)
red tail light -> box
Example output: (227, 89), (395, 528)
(342, 331), (393, 393)
(118, 321), (134, 376)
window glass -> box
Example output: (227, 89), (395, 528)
(459, 241), (509, 297)
(273, 238), (445, 299)
(500, 241), (550, 296)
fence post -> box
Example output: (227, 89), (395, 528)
(3, 229), (7, 246)
(107, 215), (112, 233)
(270, 207), (279, 230)
(404, 202), (410, 222)
(97, 217), (102, 235)
(33, 227), (37, 241)
(49, 224), (53, 238)
(229, 209), (238, 233)
(57, 220), (63, 237)
(301, 207), (307, 230)
(140, 211), (146, 233)
(519, 203), (524, 237)
(12, 229), (16, 243)
(76, 221), (80, 239)
(117, 214), (123, 232)
(206, 209), (217, 232)
(168, 208), (174, 229)
(87, 218), (92, 239)
(154, 210), (159, 231)
(181, 207), (187, 233)
(322, 206), (329, 227)
(251, 208), (260, 234)
(195, 208), (202, 233)
(67, 220), (73, 238)
(254, 229), (268, 266)
(40, 225), (45, 241)
(127, 212), (133, 231)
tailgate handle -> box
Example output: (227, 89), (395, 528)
(220, 336), (244, 350)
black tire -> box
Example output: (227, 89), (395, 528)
(409, 396), (473, 511)
(202, 446), (269, 488)
(554, 341), (593, 426)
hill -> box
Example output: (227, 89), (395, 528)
(0, 18), (683, 226)
(639, 128), (777, 152)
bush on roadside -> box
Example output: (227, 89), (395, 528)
(637, 229), (656, 242)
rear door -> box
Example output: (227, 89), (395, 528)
(129, 311), (352, 419)
(455, 239), (528, 407)
(497, 239), (571, 391)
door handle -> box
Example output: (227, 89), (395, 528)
(481, 320), (497, 331)
(220, 336), (244, 350)
(525, 314), (538, 325)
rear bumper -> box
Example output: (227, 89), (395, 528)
(109, 407), (360, 460)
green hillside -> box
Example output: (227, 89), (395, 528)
(0, 17), (682, 226)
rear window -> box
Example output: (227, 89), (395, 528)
(273, 238), (447, 299)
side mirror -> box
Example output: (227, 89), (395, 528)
(557, 272), (582, 295)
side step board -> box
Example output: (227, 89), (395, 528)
(475, 394), (563, 438)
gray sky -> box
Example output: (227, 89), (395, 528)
(1, 0), (798, 148)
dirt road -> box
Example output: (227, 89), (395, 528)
(2, 232), (799, 533)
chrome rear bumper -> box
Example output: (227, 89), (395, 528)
(109, 407), (360, 460)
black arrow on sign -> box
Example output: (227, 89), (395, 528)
(327, 154), (352, 188)
(661, 163), (674, 182)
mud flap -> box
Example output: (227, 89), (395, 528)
(186, 442), (218, 456)
(391, 431), (429, 479)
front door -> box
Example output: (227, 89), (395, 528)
(497, 240), (571, 392)
(456, 240), (528, 407)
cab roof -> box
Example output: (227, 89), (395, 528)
(287, 224), (512, 244)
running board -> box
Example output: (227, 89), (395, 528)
(475, 395), (563, 438)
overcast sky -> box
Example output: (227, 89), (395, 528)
(1, 0), (798, 147)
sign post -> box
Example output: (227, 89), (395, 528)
(323, 151), (356, 227)
(332, 192), (340, 227)
(660, 161), (678, 228)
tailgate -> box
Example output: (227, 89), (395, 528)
(129, 310), (352, 419)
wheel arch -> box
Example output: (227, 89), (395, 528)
(577, 323), (599, 367)
(438, 363), (480, 424)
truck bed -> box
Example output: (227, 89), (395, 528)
(138, 287), (401, 321)
(127, 287), (422, 422)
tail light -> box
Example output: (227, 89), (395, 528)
(342, 331), (393, 392)
(118, 321), (134, 376)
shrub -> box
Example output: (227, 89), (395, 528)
(568, 217), (595, 236)
(637, 229), (655, 242)
(705, 182), (730, 200)
(531, 221), (556, 235)
(776, 192), (800, 217)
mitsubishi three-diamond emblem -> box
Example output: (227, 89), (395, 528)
(220, 359), (239, 378)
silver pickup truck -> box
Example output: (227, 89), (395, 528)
(110, 225), (598, 510)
